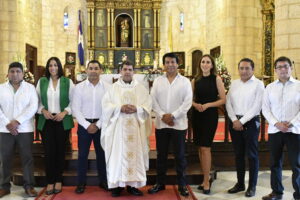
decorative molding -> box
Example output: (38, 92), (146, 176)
(261, 0), (275, 83)
(87, 0), (162, 9)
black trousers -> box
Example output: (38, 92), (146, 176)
(269, 132), (300, 199)
(0, 132), (35, 190)
(229, 116), (260, 187)
(77, 124), (107, 185)
(155, 128), (187, 186)
(41, 120), (70, 184)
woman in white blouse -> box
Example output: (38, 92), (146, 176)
(36, 57), (74, 195)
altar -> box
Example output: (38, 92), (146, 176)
(86, 0), (162, 71)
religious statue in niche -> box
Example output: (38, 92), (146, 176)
(116, 15), (132, 47)
(121, 19), (129, 43)
(96, 9), (105, 27)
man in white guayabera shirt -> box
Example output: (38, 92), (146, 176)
(0, 62), (38, 198)
(226, 58), (264, 198)
(101, 60), (152, 197)
(148, 53), (192, 197)
(262, 56), (300, 200)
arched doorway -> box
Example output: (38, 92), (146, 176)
(192, 50), (202, 77)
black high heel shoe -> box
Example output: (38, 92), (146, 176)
(202, 179), (213, 195)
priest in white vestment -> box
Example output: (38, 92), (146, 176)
(101, 61), (152, 197)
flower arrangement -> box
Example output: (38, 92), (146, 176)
(12, 54), (35, 84)
(215, 55), (231, 92)
(143, 67), (163, 81)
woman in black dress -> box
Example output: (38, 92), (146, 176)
(192, 54), (226, 194)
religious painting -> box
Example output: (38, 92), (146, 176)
(141, 51), (154, 67)
(65, 52), (76, 65)
(115, 14), (133, 47)
(95, 29), (107, 48)
(172, 52), (185, 68)
(114, 50), (135, 67)
(142, 30), (153, 49)
(141, 10), (152, 28)
(210, 46), (221, 58)
(95, 9), (106, 27)
(95, 50), (108, 66)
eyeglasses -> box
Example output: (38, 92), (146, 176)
(275, 64), (290, 70)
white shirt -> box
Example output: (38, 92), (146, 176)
(72, 79), (111, 129)
(36, 78), (74, 114)
(151, 74), (193, 130)
(262, 77), (300, 134)
(226, 75), (265, 124)
(0, 81), (38, 133)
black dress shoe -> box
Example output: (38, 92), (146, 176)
(262, 192), (283, 200)
(75, 185), (86, 194)
(99, 181), (109, 191)
(126, 186), (143, 196)
(228, 183), (245, 193)
(45, 189), (54, 195)
(148, 184), (166, 194)
(245, 187), (256, 197)
(111, 187), (122, 197)
(178, 185), (189, 197)
(197, 185), (203, 190)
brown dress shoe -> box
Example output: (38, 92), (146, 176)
(262, 192), (283, 200)
(25, 188), (38, 197)
(0, 189), (10, 198)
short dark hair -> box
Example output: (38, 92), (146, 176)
(274, 56), (292, 67)
(87, 60), (103, 69)
(45, 57), (64, 79)
(162, 53), (179, 65)
(238, 58), (255, 69)
(8, 62), (23, 72)
(121, 60), (134, 70)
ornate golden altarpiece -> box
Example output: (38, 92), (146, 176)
(86, 0), (162, 71)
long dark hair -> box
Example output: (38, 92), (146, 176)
(45, 57), (64, 79)
(194, 54), (217, 81)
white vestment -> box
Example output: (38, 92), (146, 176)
(101, 78), (152, 188)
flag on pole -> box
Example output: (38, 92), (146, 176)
(78, 10), (84, 66)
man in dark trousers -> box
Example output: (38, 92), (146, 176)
(148, 53), (193, 197)
(72, 60), (110, 194)
(226, 58), (264, 197)
(262, 56), (300, 200)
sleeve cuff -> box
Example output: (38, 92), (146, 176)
(171, 110), (180, 119)
(82, 121), (91, 130)
(96, 120), (102, 129)
(64, 107), (72, 115)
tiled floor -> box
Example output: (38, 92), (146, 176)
(1, 171), (295, 200)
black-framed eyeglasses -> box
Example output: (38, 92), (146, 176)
(275, 64), (290, 70)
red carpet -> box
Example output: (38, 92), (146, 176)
(35, 186), (197, 200)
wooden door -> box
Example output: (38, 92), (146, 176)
(192, 50), (202, 77)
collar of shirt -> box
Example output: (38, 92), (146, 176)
(162, 73), (180, 82)
(275, 76), (297, 85)
(239, 75), (256, 84)
(85, 79), (103, 87)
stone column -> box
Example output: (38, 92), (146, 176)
(0, 0), (18, 82)
(222, 0), (263, 79)
(275, 0), (300, 79)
